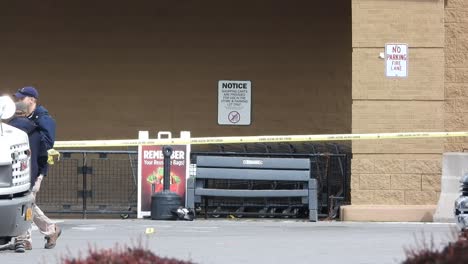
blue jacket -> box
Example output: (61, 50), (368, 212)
(28, 105), (56, 176)
(8, 117), (41, 187)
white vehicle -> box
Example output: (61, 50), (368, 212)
(0, 96), (34, 247)
(455, 173), (468, 230)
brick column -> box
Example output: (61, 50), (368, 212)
(445, 0), (468, 151)
(347, 0), (445, 220)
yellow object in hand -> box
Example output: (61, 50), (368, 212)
(47, 149), (61, 165)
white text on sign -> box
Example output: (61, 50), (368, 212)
(143, 150), (185, 160)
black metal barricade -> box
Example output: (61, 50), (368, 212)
(35, 150), (138, 219)
(35, 143), (350, 220)
(190, 143), (351, 219)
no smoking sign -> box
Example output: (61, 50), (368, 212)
(228, 111), (240, 124)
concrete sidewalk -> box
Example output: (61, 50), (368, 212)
(0, 219), (458, 264)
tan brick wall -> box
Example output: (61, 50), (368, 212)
(445, 0), (468, 151)
(352, 154), (442, 205)
(352, 101), (444, 154)
(352, 0), (444, 48)
(352, 49), (444, 100)
(351, 0), (445, 205)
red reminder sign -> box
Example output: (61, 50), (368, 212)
(138, 145), (187, 217)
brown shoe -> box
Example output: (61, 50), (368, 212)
(44, 225), (61, 249)
(14, 240), (31, 251)
(24, 241), (32, 250)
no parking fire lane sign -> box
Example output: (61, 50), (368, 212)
(385, 43), (408, 78)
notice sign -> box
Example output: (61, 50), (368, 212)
(218, 80), (251, 125)
(385, 43), (408, 77)
(137, 145), (187, 218)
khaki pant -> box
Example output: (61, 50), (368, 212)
(16, 190), (56, 246)
(32, 195), (56, 236)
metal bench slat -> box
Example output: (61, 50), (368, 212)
(196, 168), (310, 181)
(196, 156), (310, 170)
(194, 188), (309, 197)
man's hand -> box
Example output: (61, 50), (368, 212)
(32, 175), (44, 193)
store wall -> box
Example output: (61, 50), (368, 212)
(0, 0), (351, 140)
(351, 0), (445, 206)
(445, 0), (468, 151)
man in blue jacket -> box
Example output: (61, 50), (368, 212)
(15, 87), (55, 177)
(14, 86), (61, 250)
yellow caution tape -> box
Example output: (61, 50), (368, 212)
(52, 131), (468, 148)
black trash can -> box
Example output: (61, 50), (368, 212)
(150, 145), (182, 220)
(151, 190), (182, 220)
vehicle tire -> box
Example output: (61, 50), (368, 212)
(0, 237), (11, 246)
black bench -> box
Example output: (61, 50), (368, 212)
(186, 156), (318, 221)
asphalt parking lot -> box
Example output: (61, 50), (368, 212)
(0, 219), (458, 264)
